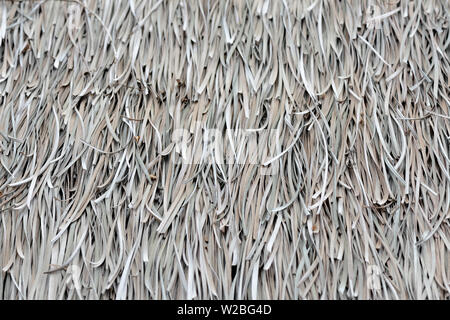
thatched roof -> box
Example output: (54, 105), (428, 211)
(0, 0), (449, 299)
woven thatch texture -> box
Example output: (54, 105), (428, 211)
(0, 0), (449, 299)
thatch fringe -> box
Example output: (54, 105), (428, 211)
(0, 0), (449, 299)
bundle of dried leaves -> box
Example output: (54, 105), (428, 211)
(0, 0), (449, 299)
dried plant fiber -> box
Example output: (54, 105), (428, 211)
(0, 0), (449, 300)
